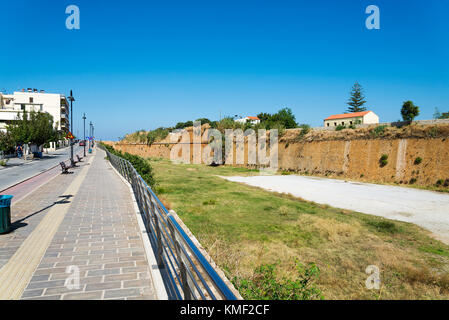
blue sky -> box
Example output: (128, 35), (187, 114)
(1, 0), (448, 140)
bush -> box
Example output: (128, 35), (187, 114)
(297, 124), (311, 139)
(371, 125), (387, 138)
(367, 220), (401, 234)
(101, 143), (156, 188)
(379, 154), (388, 167)
(409, 178), (417, 184)
(232, 260), (323, 300)
(414, 157), (422, 165)
(335, 125), (346, 131)
(146, 127), (170, 145)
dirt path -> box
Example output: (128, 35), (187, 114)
(222, 175), (449, 244)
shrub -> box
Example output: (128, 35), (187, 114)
(367, 220), (401, 234)
(414, 157), (422, 165)
(379, 154), (388, 167)
(146, 127), (170, 145)
(101, 143), (156, 188)
(335, 125), (346, 131)
(297, 124), (311, 139)
(428, 126), (439, 138)
(371, 125), (387, 138)
(233, 260), (323, 300)
(409, 178), (417, 184)
(436, 179), (444, 186)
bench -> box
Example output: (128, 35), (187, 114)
(76, 155), (83, 162)
(59, 162), (72, 174)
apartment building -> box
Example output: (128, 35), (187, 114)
(0, 89), (70, 132)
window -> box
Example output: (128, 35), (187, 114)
(327, 123), (330, 127)
(21, 104), (25, 110)
(342, 122), (345, 125)
(29, 97), (34, 103)
(350, 121), (353, 125)
(5, 99), (10, 105)
(334, 122), (337, 126)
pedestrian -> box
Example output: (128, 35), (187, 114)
(16, 145), (23, 158)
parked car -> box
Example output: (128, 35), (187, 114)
(79, 140), (86, 146)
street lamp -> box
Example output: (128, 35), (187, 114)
(82, 113), (86, 157)
(89, 121), (93, 153)
(68, 90), (75, 167)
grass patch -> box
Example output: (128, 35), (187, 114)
(366, 220), (402, 234)
(149, 158), (449, 299)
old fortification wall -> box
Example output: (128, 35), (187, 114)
(104, 122), (449, 187)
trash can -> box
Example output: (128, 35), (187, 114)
(0, 195), (13, 234)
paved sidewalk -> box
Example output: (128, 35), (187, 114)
(0, 149), (157, 300)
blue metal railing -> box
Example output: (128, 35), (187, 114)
(101, 146), (238, 300)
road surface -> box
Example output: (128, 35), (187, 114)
(0, 145), (83, 191)
(222, 174), (449, 244)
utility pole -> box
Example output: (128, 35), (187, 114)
(82, 113), (86, 157)
(68, 90), (75, 167)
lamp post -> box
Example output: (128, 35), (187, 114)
(82, 113), (86, 157)
(89, 121), (92, 153)
(68, 90), (75, 166)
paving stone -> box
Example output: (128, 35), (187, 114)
(16, 150), (157, 300)
(63, 291), (103, 300)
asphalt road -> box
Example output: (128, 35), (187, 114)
(0, 145), (84, 191)
(222, 174), (449, 244)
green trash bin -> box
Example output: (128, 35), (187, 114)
(0, 195), (13, 234)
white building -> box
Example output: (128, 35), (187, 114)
(235, 116), (261, 125)
(324, 111), (379, 127)
(0, 89), (70, 133)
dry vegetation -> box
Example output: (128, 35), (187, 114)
(149, 158), (449, 300)
(282, 122), (449, 143)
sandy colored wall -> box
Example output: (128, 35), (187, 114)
(278, 137), (449, 185)
(104, 133), (449, 187)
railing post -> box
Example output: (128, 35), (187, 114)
(153, 212), (164, 268)
(168, 219), (192, 300)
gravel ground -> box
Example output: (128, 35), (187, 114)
(222, 175), (449, 244)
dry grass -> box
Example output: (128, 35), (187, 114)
(150, 158), (449, 299)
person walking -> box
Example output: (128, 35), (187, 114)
(16, 145), (23, 159)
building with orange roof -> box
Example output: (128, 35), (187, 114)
(324, 111), (379, 128)
(235, 116), (261, 125)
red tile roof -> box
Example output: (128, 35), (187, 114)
(246, 116), (260, 120)
(325, 111), (371, 121)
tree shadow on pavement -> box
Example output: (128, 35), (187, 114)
(10, 195), (74, 232)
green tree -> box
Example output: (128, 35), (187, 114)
(441, 112), (449, 119)
(401, 101), (420, 122)
(7, 111), (58, 146)
(0, 131), (15, 154)
(175, 121), (193, 129)
(347, 82), (367, 113)
(271, 107), (297, 129)
(257, 108), (297, 129)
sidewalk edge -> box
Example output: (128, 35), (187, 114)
(105, 155), (168, 300)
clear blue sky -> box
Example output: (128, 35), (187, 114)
(1, 0), (448, 140)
